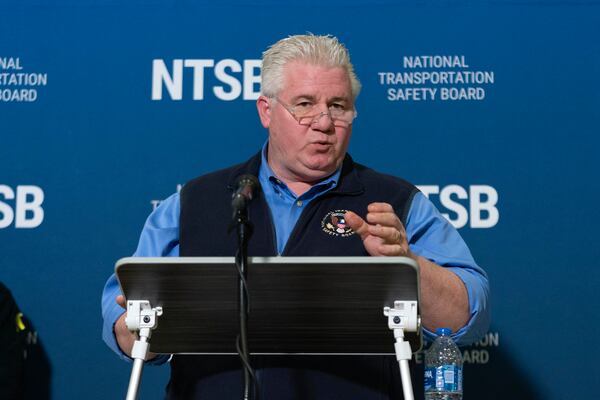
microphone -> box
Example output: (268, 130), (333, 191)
(230, 175), (260, 399)
(231, 174), (260, 217)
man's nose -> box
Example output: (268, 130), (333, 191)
(310, 111), (335, 132)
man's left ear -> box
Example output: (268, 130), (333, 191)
(256, 95), (271, 128)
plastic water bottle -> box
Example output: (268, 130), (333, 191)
(424, 328), (463, 400)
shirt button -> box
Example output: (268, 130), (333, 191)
(296, 200), (303, 207)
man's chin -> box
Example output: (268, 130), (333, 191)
(300, 161), (341, 181)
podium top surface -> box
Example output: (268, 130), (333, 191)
(116, 256), (421, 355)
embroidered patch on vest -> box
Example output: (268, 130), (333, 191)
(321, 210), (355, 237)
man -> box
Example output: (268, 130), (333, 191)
(102, 34), (489, 399)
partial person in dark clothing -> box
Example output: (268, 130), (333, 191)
(0, 282), (51, 400)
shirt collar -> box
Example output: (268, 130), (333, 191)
(258, 141), (342, 198)
(226, 146), (364, 197)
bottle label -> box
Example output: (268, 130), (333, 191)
(424, 365), (463, 392)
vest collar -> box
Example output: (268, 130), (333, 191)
(226, 151), (365, 195)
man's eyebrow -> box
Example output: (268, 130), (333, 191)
(290, 95), (317, 102)
(329, 96), (350, 103)
(289, 95), (350, 103)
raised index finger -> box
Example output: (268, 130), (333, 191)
(367, 202), (395, 213)
(366, 211), (401, 229)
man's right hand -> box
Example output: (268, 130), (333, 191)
(114, 295), (136, 357)
(114, 295), (158, 360)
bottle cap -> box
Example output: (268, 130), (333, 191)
(436, 328), (452, 336)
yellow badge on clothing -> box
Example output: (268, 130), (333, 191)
(16, 312), (26, 331)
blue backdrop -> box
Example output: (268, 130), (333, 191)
(1, 1), (599, 398)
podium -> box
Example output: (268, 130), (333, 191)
(116, 256), (421, 399)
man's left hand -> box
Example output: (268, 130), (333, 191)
(345, 202), (415, 258)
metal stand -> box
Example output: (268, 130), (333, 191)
(233, 209), (256, 400)
(384, 300), (420, 400)
(124, 300), (163, 400)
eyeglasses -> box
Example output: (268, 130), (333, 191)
(274, 97), (357, 128)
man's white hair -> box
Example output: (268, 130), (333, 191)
(260, 34), (362, 101)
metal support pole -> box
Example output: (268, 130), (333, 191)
(384, 300), (420, 400)
(124, 300), (163, 400)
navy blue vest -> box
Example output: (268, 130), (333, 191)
(172, 152), (420, 399)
